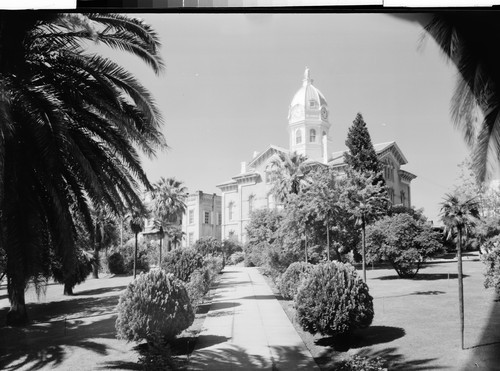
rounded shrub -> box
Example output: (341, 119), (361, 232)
(229, 251), (245, 265)
(108, 252), (126, 274)
(185, 267), (211, 309)
(278, 261), (313, 300)
(161, 248), (203, 282)
(115, 270), (194, 343)
(295, 261), (373, 337)
(204, 255), (224, 277)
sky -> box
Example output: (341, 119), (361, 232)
(110, 13), (471, 224)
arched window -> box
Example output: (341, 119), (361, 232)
(310, 129), (316, 142)
(248, 195), (255, 215)
(400, 191), (406, 206)
(296, 129), (302, 144)
(228, 201), (234, 221)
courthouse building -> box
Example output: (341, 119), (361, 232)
(217, 68), (416, 244)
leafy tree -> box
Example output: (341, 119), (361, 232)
(244, 208), (284, 269)
(365, 213), (442, 278)
(440, 194), (480, 349)
(1, 13), (165, 325)
(193, 237), (222, 256)
(344, 113), (383, 185)
(268, 151), (311, 204)
(341, 170), (389, 282)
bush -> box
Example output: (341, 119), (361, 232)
(204, 255), (224, 277)
(229, 251), (245, 265)
(337, 355), (387, 371)
(115, 270), (194, 343)
(185, 268), (211, 309)
(124, 249), (150, 275)
(295, 261), (373, 338)
(161, 248), (203, 282)
(482, 246), (500, 294)
(278, 262), (313, 300)
(108, 252), (126, 274)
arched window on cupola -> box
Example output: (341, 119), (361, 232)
(309, 129), (316, 142)
(296, 129), (302, 144)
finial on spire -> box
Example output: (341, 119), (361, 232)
(303, 66), (312, 86)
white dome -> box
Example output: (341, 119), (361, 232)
(288, 67), (328, 122)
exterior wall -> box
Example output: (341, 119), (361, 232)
(181, 191), (222, 247)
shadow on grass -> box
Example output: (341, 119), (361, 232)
(188, 344), (317, 370)
(375, 273), (469, 281)
(461, 298), (500, 370)
(316, 346), (443, 370)
(0, 314), (118, 370)
(315, 326), (406, 351)
(0, 295), (119, 325)
(75, 285), (127, 296)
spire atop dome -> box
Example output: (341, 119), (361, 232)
(303, 66), (313, 86)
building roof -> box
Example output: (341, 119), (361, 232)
(328, 141), (408, 168)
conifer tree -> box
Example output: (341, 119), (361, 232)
(344, 113), (381, 175)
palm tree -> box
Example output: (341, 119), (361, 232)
(130, 210), (145, 279)
(268, 151), (311, 204)
(440, 194), (480, 350)
(1, 13), (165, 325)
(150, 177), (188, 253)
(424, 14), (500, 182)
(342, 170), (388, 282)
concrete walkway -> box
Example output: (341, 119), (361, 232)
(188, 266), (319, 370)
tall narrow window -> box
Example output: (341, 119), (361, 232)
(310, 129), (316, 142)
(248, 195), (255, 215)
(204, 211), (210, 224)
(400, 191), (406, 206)
(188, 209), (194, 224)
(218, 213), (222, 225)
(228, 202), (234, 221)
(188, 232), (194, 246)
(296, 129), (302, 144)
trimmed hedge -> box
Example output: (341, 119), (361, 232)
(108, 252), (126, 274)
(161, 248), (204, 282)
(295, 261), (373, 337)
(278, 262), (313, 300)
(115, 270), (194, 343)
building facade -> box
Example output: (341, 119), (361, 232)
(181, 191), (222, 247)
(217, 68), (416, 244)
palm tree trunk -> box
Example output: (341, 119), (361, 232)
(92, 239), (99, 279)
(159, 238), (162, 266)
(64, 282), (74, 296)
(6, 254), (28, 326)
(457, 229), (465, 350)
(133, 233), (138, 279)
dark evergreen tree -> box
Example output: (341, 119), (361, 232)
(344, 113), (383, 185)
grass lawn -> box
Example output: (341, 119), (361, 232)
(265, 254), (500, 370)
(0, 272), (215, 371)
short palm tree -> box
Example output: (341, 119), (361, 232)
(150, 177), (188, 253)
(268, 151), (311, 204)
(1, 13), (165, 325)
(440, 194), (480, 349)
